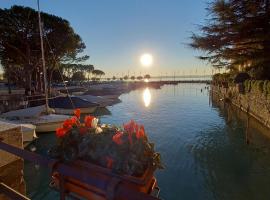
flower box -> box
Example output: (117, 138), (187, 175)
(49, 109), (162, 199)
(51, 160), (157, 200)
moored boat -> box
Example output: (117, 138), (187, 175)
(26, 114), (70, 133)
(49, 96), (99, 115)
(78, 94), (120, 107)
(83, 89), (121, 99)
(0, 105), (70, 133)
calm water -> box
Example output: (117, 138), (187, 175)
(24, 84), (270, 200)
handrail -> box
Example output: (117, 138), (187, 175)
(0, 182), (30, 200)
(0, 141), (160, 200)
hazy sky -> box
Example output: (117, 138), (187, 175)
(1, 0), (211, 77)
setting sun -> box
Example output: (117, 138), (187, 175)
(140, 53), (153, 67)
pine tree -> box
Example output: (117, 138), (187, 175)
(190, 0), (270, 79)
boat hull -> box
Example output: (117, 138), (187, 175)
(54, 107), (97, 115)
(24, 114), (70, 133)
(35, 121), (66, 133)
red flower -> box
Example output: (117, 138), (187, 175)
(56, 128), (67, 138)
(136, 125), (145, 139)
(84, 115), (95, 128)
(123, 120), (136, 133)
(63, 119), (73, 130)
(79, 127), (88, 134)
(74, 109), (81, 119)
(106, 156), (114, 169)
(70, 116), (79, 126)
(112, 131), (124, 145)
(63, 117), (79, 130)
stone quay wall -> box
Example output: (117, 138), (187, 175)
(211, 85), (270, 129)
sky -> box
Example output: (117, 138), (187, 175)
(1, 0), (212, 77)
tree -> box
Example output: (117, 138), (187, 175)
(137, 76), (143, 80)
(85, 64), (94, 81)
(123, 75), (129, 80)
(72, 71), (85, 81)
(0, 6), (89, 94)
(130, 76), (135, 80)
(144, 74), (151, 79)
(92, 69), (105, 79)
(190, 0), (270, 79)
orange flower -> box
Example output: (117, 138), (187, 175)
(84, 115), (95, 128)
(112, 131), (124, 145)
(136, 125), (145, 139)
(56, 128), (67, 138)
(74, 109), (81, 119)
(79, 127), (88, 134)
(106, 156), (114, 169)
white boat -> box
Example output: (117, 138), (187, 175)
(24, 113), (70, 133)
(1, 105), (70, 133)
(49, 96), (99, 115)
(78, 95), (117, 107)
(84, 85), (122, 100)
(0, 120), (37, 144)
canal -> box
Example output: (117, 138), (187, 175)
(24, 84), (270, 200)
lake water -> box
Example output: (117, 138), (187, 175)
(24, 84), (270, 200)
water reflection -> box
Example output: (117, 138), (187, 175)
(189, 92), (270, 200)
(24, 84), (270, 200)
(143, 87), (151, 107)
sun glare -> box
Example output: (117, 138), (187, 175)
(140, 53), (153, 67)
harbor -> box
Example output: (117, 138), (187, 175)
(2, 84), (269, 200)
(1, 0), (270, 200)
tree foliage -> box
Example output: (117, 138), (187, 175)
(0, 5), (89, 92)
(72, 71), (85, 81)
(190, 0), (270, 79)
(61, 64), (94, 81)
(92, 69), (105, 77)
(144, 74), (151, 79)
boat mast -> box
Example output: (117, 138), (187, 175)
(37, 0), (49, 113)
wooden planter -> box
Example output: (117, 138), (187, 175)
(51, 160), (157, 200)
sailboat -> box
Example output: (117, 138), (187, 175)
(0, 0), (70, 133)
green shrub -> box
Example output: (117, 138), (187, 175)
(250, 80), (256, 92)
(263, 81), (269, 95)
(242, 80), (270, 94)
(267, 81), (270, 94)
(244, 80), (251, 93)
(257, 80), (264, 93)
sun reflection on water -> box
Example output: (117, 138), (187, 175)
(143, 88), (151, 107)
